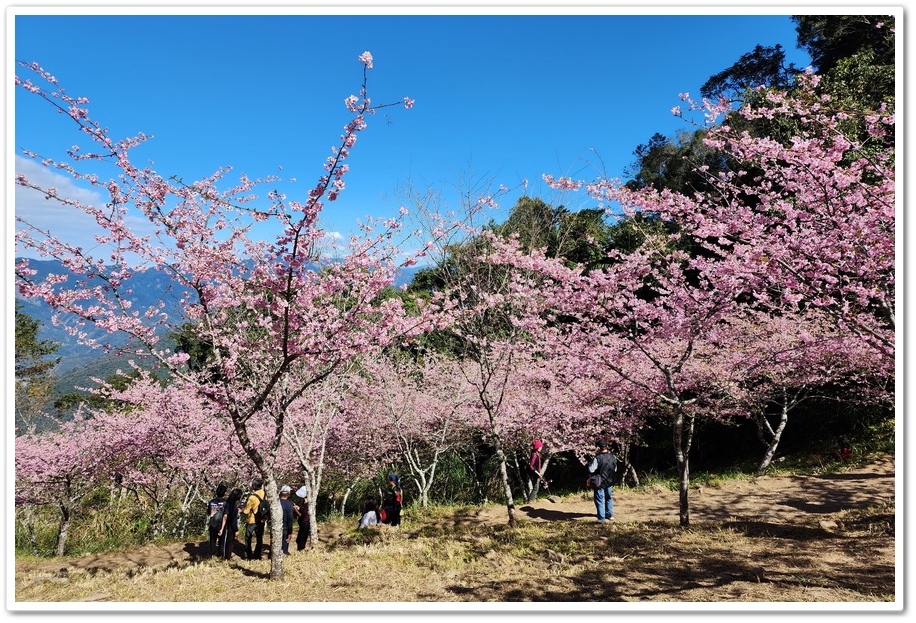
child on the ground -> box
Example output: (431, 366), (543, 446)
(358, 497), (379, 529)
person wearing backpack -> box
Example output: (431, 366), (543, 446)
(241, 478), (267, 560)
(206, 483), (228, 557)
(587, 439), (618, 523)
(217, 487), (243, 560)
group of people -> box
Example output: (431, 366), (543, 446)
(530, 437), (619, 523)
(206, 473), (405, 559)
(207, 446), (614, 555)
(205, 478), (311, 560)
(358, 473), (403, 529)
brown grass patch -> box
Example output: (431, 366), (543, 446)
(13, 457), (897, 608)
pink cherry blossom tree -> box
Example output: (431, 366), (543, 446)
(598, 72), (895, 360)
(504, 346), (621, 502)
(14, 366), (251, 554)
(278, 363), (393, 545)
(429, 251), (541, 526)
(15, 416), (100, 556)
(14, 53), (437, 579)
(489, 228), (758, 527)
(352, 350), (477, 507)
(319, 380), (396, 517)
(520, 74), (894, 526)
(89, 369), (253, 534)
(718, 310), (892, 473)
(442, 233), (648, 507)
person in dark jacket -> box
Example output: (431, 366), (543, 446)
(381, 473), (403, 527)
(294, 485), (311, 551)
(206, 483), (228, 556)
(217, 487), (243, 560)
(587, 439), (618, 522)
(278, 485), (295, 555)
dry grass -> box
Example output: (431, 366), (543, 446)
(13, 503), (895, 607)
(12, 457), (898, 609)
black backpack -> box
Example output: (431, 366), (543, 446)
(253, 492), (270, 523)
(587, 453), (618, 489)
(207, 500), (225, 529)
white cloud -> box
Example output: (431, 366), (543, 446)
(14, 155), (158, 261)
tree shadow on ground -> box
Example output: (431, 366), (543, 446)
(443, 519), (895, 602)
(721, 520), (836, 540)
(687, 466), (894, 522)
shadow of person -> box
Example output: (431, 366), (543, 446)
(518, 505), (594, 521)
(183, 540), (213, 561)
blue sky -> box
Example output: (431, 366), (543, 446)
(12, 9), (814, 260)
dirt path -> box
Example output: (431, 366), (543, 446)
(16, 455), (895, 578)
(481, 454), (896, 526)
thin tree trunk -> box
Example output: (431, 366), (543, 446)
(672, 407), (695, 527)
(494, 442), (517, 527)
(55, 501), (72, 557)
(617, 441), (640, 487)
(307, 496), (319, 549)
(341, 485), (353, 516)
(755, 406), (790, 475)
(755, 387), (791, 474)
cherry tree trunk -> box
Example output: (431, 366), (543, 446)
(55, 502), (72, 557)
(262, 479), (284, 580)
(672, 408), (696, 528)
(755, 394), (790, 475)
(493, 444), (517, 527)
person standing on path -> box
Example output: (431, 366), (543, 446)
(217, 487), (243, 560)
(294, 485), (311, 551)
(278, 485), (295, 555)
(588, 439), (618, 522)
(529, 439), (550, 497)
(206, 483), (228, 556)
(381, 473), (403, 526)
(241, 478), (266, 559)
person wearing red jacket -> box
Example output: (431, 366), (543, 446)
(529, 439), (550, 493)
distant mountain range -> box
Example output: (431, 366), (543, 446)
(15, 258), (424, 385)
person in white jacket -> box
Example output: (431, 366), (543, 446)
(358, 497), (380, 529)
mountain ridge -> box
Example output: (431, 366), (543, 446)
(15, 257), (424, 382)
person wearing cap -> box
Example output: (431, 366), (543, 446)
(278, 485), (295, 555)
(241, 478), (266, 559)
(587, 439), (618, 522)
(381, 473), (403, 527)
(294, 485), (311, 551)
(529, 439), (549, 498)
